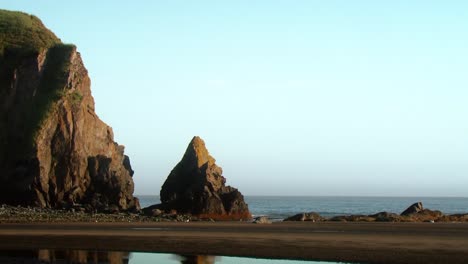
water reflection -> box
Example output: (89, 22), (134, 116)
(0, 250), (218, 264)
(0, 250), (339, 263)
(0, 249), (129, 264)
(179, 255), (217, 264)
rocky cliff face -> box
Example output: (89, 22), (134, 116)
(0, 10), (139, 211)
(157, 136), (251, 220)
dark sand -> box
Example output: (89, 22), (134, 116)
(0, 221), (467, 264)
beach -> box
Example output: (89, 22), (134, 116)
(1, 221), (467, 264)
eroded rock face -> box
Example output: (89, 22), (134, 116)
(157, 136), (251, 220)
(0, 12), (139, 212)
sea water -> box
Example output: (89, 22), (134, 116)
(138, 195), (468, 221)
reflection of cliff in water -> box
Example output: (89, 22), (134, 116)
(180, 255), (216, 264)
(0, 249), (129, 264)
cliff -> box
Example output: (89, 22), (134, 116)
(0, 9), (139, 211)
(154, 136), (251, 220)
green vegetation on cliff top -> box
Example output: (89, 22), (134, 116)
(0, 9), (61, 56)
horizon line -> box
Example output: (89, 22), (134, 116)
(134, 194), (468, 198)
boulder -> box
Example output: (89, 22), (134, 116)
(369, 212), (402, 222)
(0, 10), (138, 212)
(447, 213), (468, 222)
(420, 209), (444, 217)
(154, 136), (251, 220)
(150, 209), (163, 217)
(142, 204), (164, 216)
(284, 212), (322, 222)
(253, 216), (272, 224)
(329, 215), (375, 222)
(398, 202), (446, 222)
(180, 255), (216, 264)
(401, 202), (424, 216)
(409, 209), (444, 222)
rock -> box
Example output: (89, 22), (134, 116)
(408, 209), (444, 222)
(107, 205), (120, 214)
(401, 202), (424, 216)
(141, 204), (163, 216)
(369, 212), (402, 222)
(447, 213), (468, 222)
(180, 255), (216, 264)
(329, 215), (375, 222)
(329, 216), (347, 222)
(420, 209), (443, 217)
(151, 209), (163, 217)
(0, 10), (138, 212)
(284, 212), (322, 222)
(126, 197), (141, 213)
(395, 203), (446, 222)
(155, 136), (251, 220)
(253, 216), (272, 224)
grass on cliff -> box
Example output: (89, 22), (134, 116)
(0, 9), (77, 160)
(0, 9), (60, 56)
(0, 8), (63, 99)
(19, 44), (76, 156)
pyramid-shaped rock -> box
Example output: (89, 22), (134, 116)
(401, 202), (424, 216)
(159, 136), (251, 220)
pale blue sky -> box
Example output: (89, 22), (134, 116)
(3, 1), (468, 196)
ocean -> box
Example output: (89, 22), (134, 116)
(137, 195), (468, 221)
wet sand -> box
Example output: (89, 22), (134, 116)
(0, 221), (467, 264)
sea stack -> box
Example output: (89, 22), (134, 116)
(0, 10), (139, 212)
(401, 202), (424, 216)
(157, 136), (251, 220)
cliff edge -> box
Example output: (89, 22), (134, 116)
(0, 10), (139, 211)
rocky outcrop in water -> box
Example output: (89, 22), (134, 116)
(284, 212), (323, 222)
(401, 202), (424, 216)
(369, 212), (402, 222)
(0, 10), (139, 212)
(253, 216), (272, 224)
(283, 202), (468, 223)
(149, 136), (251, 220)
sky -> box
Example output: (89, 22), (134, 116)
(2, 1), (468, 196)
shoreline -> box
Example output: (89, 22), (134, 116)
(1, 222), (467, 264)
(2, 204), (467, 224)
